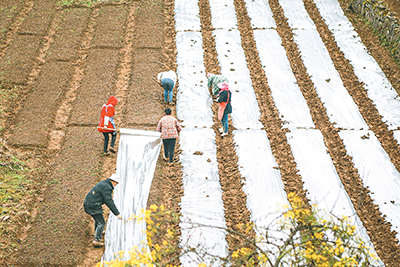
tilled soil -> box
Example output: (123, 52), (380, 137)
(0, 0), (400, 266)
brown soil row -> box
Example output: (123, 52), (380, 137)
(0, 2), (26, 47)
(233, 0), (307, 198)
(269, 0), (400, 265)
(0, 0), (55, 85)
(0, 1), (33, 52)
(146, 0), (184, 265)
(198, 0), (256, 254)
(8, 4), (113, 266)
(303, 0), (400, 264)
(80, 3), (140, 264)
(81, 0), (183, 264)
(1, 0), (400, 266)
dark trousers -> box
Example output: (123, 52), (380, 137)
(102, 131), (116, 153)
(90, 213), (105, 241)
(163, 138), (176, 163)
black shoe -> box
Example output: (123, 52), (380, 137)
(92, 240), (104, 247)
(109, 147), (116, 153)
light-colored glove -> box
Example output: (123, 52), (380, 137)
(116, 214), (122, 220)
(104, 116), (110, 127)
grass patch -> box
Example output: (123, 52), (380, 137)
(0, 156), (31, 215)
(0, 81), (23, 138)
(0, 153), (38, 260)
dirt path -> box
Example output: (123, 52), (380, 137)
(0, 0), (400, 266)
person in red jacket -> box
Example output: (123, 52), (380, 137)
(98, 96), (118, 155)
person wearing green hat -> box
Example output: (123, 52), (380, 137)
(83, 173), (122, 247)
(207, 73), (229, 97)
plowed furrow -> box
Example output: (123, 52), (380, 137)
(199, 0), (256, 254)
(269, 0), (399, 264)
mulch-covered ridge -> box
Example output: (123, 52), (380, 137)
(269, 0), (400, 265)
(198, 0), (256, 254)
(302, 0), (400, 264)
(233, 0), (307, 199)
(306, 0), (400, 173)
(1, 0), (400, 266)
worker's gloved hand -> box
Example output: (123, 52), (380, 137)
(116, 214), (122, 220)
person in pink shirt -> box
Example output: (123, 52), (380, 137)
(157, 108), (182, 165)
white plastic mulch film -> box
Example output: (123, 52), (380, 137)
(100, 0), (400, 264)
(102, 129), (161, 262)
(310, 0), (400, 244)
(276, 0), (393, 264)
(233, 129), (290, 254)
(175, 1), (228, 265)
(279, 0), (368, 130)
(314, 0), (400, 134)
(178, 128), (227, 265)
(209, 0), (291, 258)
(177, 0), (390, 265)
(279, 0), (397, 259)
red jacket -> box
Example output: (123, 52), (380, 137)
(98, 96), (118, 133)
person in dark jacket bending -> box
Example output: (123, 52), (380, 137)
(217, 82), (232, 137)
(84, 173), (122, 247)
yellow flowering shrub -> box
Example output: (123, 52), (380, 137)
(266, 192), (379, 266)
(97, 195), (379, 267)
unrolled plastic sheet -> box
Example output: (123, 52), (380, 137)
(339, 130), (400, 241)
(209, 0), (237, 30)
(286, 129), (383, 266)
(175, 31), (214, 128)
(312, 0), (353, 30)
(279, 0), (368, 130)
(248, 1), (382, 262)
(244, 0), (276, 29)
(179, 128), (227, 266)
(394, 130), (400, 146)
(313, 0), (400, 132)
(233, 130), (290, 253)
(279, 0), (315, 30)
(174, 0), (201, 32)
(253, 29), (315, 129)
(175, 2), (228, 265)
(293, 29), (368, 129)
(213, 29), (263, 129)
(102, 129), (161, 262)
